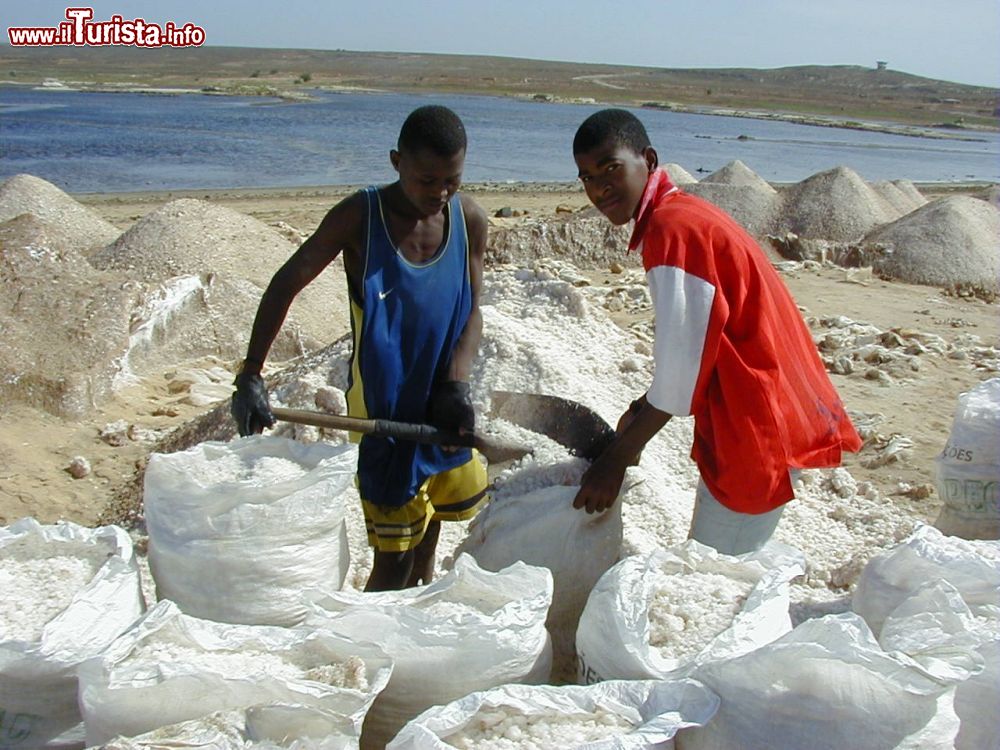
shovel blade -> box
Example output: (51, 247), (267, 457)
(488, 390), (616, 461)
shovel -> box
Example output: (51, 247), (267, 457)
(271, 391), (616, 464)
(488, 390), (616, 461)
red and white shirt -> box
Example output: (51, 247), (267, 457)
(630, 168), (862, 513)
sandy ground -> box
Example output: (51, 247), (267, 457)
(1, 183), (996, 529)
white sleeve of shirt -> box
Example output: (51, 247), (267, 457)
(646, 265), (716, 416)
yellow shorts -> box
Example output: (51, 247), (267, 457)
(361, 451), (488, 552)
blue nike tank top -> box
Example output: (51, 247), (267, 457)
(346, 186), (473, 507)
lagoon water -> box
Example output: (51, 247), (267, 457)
(2, 87), (998, 193)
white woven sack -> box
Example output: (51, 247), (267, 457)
(934, 377), (1000, 539)
(386, 678), (719, 750)
(878, 580), (999, 750)
(101, 706), (359, 750)
(0, 518), (144, 749)
(144, 436), (356, 626)
(304, 554), (553, 750)
(576, 539), (804, 683)
(78, 600), (392, 747)
(453, 484), (623, 682)
(679, 613), (962, 750)
(852, 523), (1000, 635)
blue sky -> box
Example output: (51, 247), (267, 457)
(7, 1), (1000, 87)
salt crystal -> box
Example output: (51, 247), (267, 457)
(647, 571), (754, 661)
(67, 455), (91, 478)
(0, 536), (108, 641)
(445, 706), (633, 749)
(127, 640), (369, 691)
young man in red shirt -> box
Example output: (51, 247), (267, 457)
(571, 109), (861, 555)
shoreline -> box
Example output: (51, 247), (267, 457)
(68, 178), (993, 205)
(6, 80), (995, 143)
(70, 181), (585, 200)
(70, 182), (595, 233)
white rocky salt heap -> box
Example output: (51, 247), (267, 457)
(777, 166), (902, 242)
(864, 195), (1000, 292)
(470, 266), (698, 558)
(686, 160), (782, 236)
(648, 571), (755, 661)
(870, 179), (927, 215)
(444, 706), (634, 749)
(89, 198), (350, 348)
(0, 213), (137, 417)
(663, 162), (697, 185)
(0, 173), (121, 252)
(0, 536), (108, 641)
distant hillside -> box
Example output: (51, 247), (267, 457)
(2, 46), (997, 129)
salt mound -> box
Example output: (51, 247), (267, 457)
(863, 195), (1000, 290)
(0, 174), (121, 253)
(871, 180), (926, 215)
(0, 211), (79, 255)
(892, 180), (927, 209)
(701, 160), (776, 193)
(118, 273), (311, 384)
(91, 199), (294, 285)
(90, 198), (350, 350)
(777, 166), (898, 241)
(684, 182), (780, 237)
(664, 163), (697, 185)
(0, 210), (311, 417)
(974, 184), (1000, 208)
(0, 214), (137, 417)
(487, 212), (633, 269)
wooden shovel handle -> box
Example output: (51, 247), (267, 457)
(270, 407), (473, 447)
(270, 406), (532, 463)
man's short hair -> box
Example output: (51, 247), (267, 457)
(573, 108), (651, 156)
(398, 105), (467, 156)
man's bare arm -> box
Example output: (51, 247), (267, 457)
(445, 194), (487, 381)
(242, 192), (365, 374)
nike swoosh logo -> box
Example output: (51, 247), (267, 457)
(378, 288), (394, 300)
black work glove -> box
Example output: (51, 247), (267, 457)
(231, 372), (276, 437)
(426, 380), (475, 433)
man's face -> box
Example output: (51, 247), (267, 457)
(391, 147), (465, 217)
(574, 140), (656, 225)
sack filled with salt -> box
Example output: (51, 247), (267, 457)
(852, 523), (1000, 635)
(877, 579), (999, 750)
(934, 377), (1000, 540)
(144, 436), (356, 626)
(101, 706), (359, 750)
(678, 613), (963, 750)
(78, 599), (392, 747)
(386, 678), (719, 749)
(0, 518), (144, 749)
(453, 484), (623, 682)
(304, 554), (553, 750)
(576, 539), (804, 683)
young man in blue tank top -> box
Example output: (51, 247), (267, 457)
(231, 106), (489, 591)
